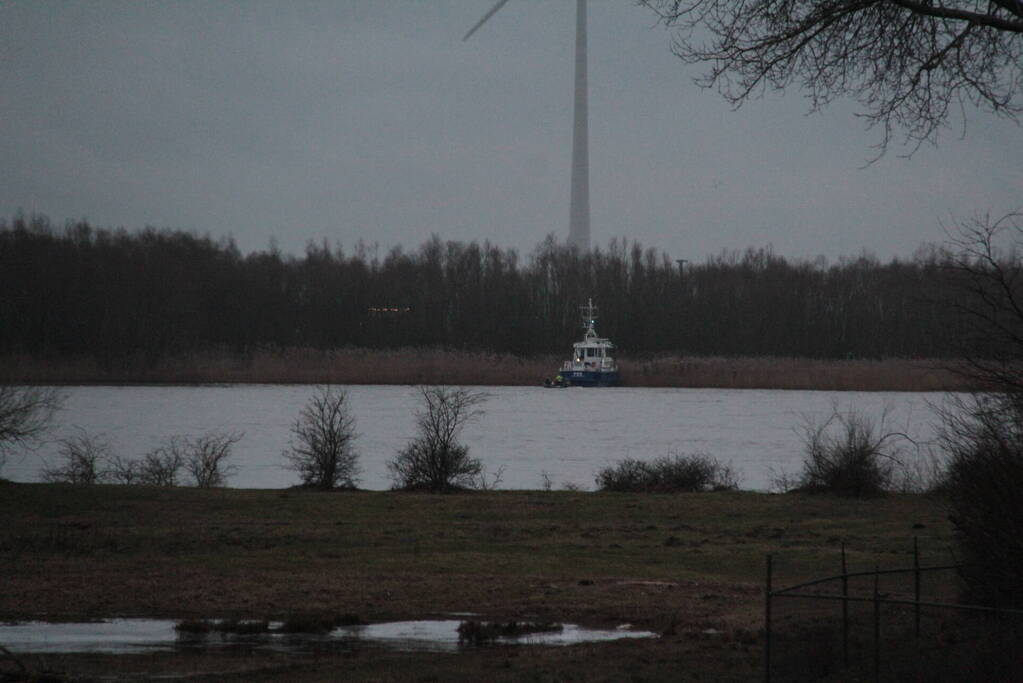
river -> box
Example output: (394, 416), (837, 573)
(3, 385), (952, 491)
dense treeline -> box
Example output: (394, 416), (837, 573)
(0, 214), (962, 363)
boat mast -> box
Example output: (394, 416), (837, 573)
(581, 298), (598, 337)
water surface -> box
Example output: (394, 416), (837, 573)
(0, 619), (656, 655)
(5, 385), (949, 490)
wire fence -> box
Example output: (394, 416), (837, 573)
(764, 539), (1023, 682)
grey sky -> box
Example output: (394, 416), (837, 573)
(2, 1), (1020, 262)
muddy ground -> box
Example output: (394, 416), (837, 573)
(1, 483), (957, 680)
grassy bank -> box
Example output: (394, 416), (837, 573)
(1, 483), (954, 680)
(0, 348), (963, 390)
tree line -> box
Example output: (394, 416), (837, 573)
(0, 213), (965, 362)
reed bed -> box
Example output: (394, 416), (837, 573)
(618, 355), (963, 392)
(0, 349), (965, 391)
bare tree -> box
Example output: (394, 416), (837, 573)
(40, 430), (110, 485)
(943, 212), (1023, 397)
(283, 386), (360, 490)
(0, 386), (63, 472)
(388, 386), (489, 492)
(937, 213), (1023, 605)
(182, 431), (243, 487)
(641, 1), (1023, 154)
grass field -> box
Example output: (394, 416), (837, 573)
(0, 482), (958, 680)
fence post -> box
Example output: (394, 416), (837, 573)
(765, 554), (773, 683)
(873, 564), (881, 683)
(914, 536), (921, 638)
(841, 541), (849, 668)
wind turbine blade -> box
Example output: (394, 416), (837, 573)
(462, 0), (513, 41)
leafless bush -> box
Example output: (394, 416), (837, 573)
(40, 430), (110, 485)
(283, 385), (359, 490)
(182, 431), (242, 487)
(0, 385), (63, 473)
(388, 386), (488, 492)
(768, 467), (801, 494)
(795, 404), (909, 497)
(139, 439), (185, 486)
(95, 432), (241, 487)
(105, 454), (142, 485)
(471, 464), (506, 491)
(595, 452), (738, 492)
(941, 395), (1023, 607)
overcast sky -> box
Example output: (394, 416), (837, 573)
(2, 1), (1021, 263)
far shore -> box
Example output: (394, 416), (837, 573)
(0, 348), (966, 392)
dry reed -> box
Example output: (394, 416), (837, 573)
(0, 349), (966, 391)
(618, 355), (964, 392)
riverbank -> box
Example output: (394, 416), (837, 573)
(1, 483), (954, 680)
(0, 348), (964, 391)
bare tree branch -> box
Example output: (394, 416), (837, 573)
(890, 0), (1023, 33)
(942, 213), (1023, 397)
(640, 0), (1023, 154)
(0, 386), (63, 473)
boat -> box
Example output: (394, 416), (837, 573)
(550, 299), (619, 387)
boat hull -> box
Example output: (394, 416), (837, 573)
(560, 370), (619, 387)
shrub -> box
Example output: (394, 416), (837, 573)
(182, 431), (242, 487)
(595, 452), (738, 492)
(105, 454), (142, 485)
(282, 386), (360, 490)
(941, 396), (1023, 608)
(95, 432), (241, 487)
(794, 406), (904, 497)
(138, 441), (185, 486)
(0, 386), (63, 471)
(40, 430), (110, 484)
(388, 386), (488, 492)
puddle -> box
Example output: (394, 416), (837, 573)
(0, 619), (181, 654)
(335, 620), (656, 653)
(0, 619), (656, 655)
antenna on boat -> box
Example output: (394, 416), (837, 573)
(581, 298), (598, 333)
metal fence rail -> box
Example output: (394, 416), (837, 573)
(764, 539), (1023, 682)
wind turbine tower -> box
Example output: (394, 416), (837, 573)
(464, 0), (591, 252)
